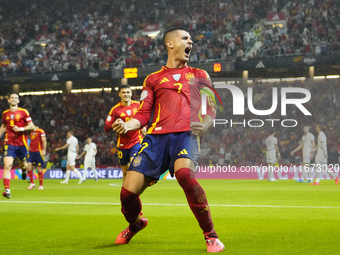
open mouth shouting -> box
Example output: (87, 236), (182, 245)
(184, 46), (192, 58)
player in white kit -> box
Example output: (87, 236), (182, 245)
(265, 129), (281, 181)
(55, 130), (83, 184)
(290, 126), (315, 183)
(311, 124), (339, 185)
(77, 137), (99, 181)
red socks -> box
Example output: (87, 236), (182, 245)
(39, 172), (43, 186)
(119, 170), (217, 238)
(120, 187), (142, 231)
(28, 170), (34, 183)
(3, 178), (10, 189)
(175, 168), (218, 238)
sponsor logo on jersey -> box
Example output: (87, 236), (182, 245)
(160, 77), (169, 84)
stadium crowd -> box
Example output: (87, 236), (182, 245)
(259, 0), (340, 57)
(0, 0), (284, 75)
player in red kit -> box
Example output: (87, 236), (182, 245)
(0, 93), (35, 198)
(27, 123), (47, 190)
(104, 85), (145, 181)
(113, 28), (224, 253)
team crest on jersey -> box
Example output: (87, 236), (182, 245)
(10, 114), (14, 119)
(185, 72), (195, 81)
(15, 114), (21, 121)
(133, 108), (138, 114)
(127, 110), (131, 116)
(173, 74), (181, 81)
(132, 156), (142, 167)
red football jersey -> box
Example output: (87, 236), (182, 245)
(29, 128), (46, 152)
(133, 66), (216, 134)
(104, 101), (143, 149)
(2, 108), (32, 147)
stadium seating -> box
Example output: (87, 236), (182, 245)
(0, 0), (284, 75)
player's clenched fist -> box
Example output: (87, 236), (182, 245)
(12, 125), (23, 132)
(113, 118), (127, 134)
(190, 122), (206, 136)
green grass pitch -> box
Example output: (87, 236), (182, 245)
(0, 179), (339, 255)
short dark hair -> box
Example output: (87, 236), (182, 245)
(269, 128), (276, 135)
(316, 123), (325, 130)
(9, 93), (19, 98)
(163, 27), (190, 47)
(68, 130), (74, 135)
(118, 85), (131, 93)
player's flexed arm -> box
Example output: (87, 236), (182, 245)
(13, 121), (34, 132)
(113, 118), (141, 134)
(190, 72), (216, 136)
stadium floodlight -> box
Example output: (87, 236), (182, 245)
(313, 76), (325, 80)
(266, 79), (281, 83)
(148, 30), (160, 38)
(19, 90), (63, 96)
(283, 78), (296, 81)
(326, 75), (339, 79)
(213, 81), (227, 85)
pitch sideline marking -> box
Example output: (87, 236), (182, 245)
(0, 200), (339, 209)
